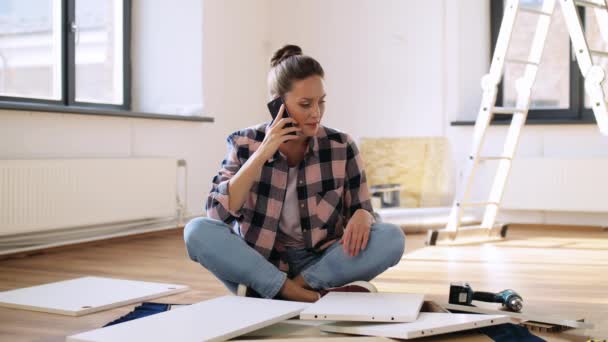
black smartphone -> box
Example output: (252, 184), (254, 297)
(267, 97), (297, 135)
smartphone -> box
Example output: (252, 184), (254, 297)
(267, 97), (297, 135)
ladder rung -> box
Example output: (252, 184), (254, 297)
(505, 58), (539, 66)
(575, 0), (607, 9)
(519, 7), (553, 16)
(492, 106), (527, 114)
(426, 224), (507, 245)
(457, 202), (500, 208)
(590, 50), (608, 58)
(478, 156), (513, 161)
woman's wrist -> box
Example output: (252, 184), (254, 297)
(354, 209), (374, 224)
(251, 148), (272, 168)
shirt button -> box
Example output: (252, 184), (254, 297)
(299, 180), (303, 184)
(300, 204), (305, 208)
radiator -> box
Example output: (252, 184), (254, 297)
(477, 158), (608, 213)
(0, 159), (179, 242)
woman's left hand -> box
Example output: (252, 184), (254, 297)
(340, 209), (374, 257)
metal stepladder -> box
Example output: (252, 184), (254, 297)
(427, 0), (608, 245)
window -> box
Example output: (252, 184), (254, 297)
(0, 0), (130, 110)
(491, 0), (603, 122)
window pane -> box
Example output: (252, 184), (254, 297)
(503, 0), (570, 109)
(0, 0), (62, 100)
(584, 8), (608, 108)
(75, 0), (123, 105)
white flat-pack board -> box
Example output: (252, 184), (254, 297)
(239, 319), (335, 338)
(236, 319), (410, 341)
(300, 292), (425, 322)
(320, 312), (511, 339)
(66, 296), (310, 342)
(235, 337), (397, 342)
(0, 276), (188, 316)
(443, 303), (594, 330)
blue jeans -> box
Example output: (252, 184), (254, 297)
(183, 217), (405, 299)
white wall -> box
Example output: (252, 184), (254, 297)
(202, 0), (272, 131)
(269, 0), (446, 142)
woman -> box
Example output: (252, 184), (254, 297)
(184, 45), (405, 302)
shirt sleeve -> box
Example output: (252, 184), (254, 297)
(343, 134), (375, 223)
(205, 134), (244, 224)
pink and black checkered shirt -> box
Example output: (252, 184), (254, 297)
(205, 122), (374, 272)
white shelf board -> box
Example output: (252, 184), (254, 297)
(0, 276), (188, 316)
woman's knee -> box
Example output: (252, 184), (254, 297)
(372, 222), (406, 265)
(183, 217), (230, 261)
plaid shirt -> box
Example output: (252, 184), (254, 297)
(205, 122), (374, 272)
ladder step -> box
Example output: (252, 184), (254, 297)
(457, 202), (500, 207)
(492, 106), (528, 114)
(590, 50), (608, 58)
(519, 7), (553, 16)
(478, 156), (513, 161)
(505, 58), (539, 66)
(575, 0), (607, 9)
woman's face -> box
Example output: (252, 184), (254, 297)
(283, 75), (326, 137)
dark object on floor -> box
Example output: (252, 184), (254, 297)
(480, 323), (546, 342)
(449, 282), (523, 312)
(104, 302), (187, 327)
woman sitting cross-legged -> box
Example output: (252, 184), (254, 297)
(184, 44), (405, 302)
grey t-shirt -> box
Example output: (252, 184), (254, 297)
(276, 166), (305, 248)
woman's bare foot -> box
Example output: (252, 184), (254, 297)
(278, 278), (319, 302)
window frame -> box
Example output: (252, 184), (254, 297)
(0, 0), (132, 111)
(489, 0), (597, 124)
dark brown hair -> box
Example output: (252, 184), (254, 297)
(268, 44), (324, 98)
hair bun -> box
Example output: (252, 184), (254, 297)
(270, 45), (303, 67)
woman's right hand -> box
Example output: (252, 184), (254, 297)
(256, 104), (302, 161)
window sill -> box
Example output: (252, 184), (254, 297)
(451, 117), (597, 126)
(0, 101), (214, 122)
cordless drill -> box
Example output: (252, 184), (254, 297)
(449, 282), (524, 312)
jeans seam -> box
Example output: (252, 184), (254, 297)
(265, 271), (288, 299)
(300, 268), (325, 290)
(299, 240), (353, 290)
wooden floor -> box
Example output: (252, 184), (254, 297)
(0, 225), (606, 341)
